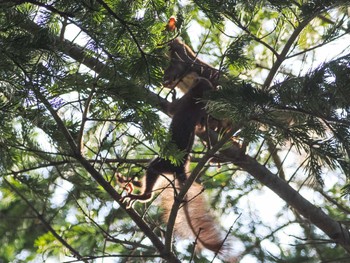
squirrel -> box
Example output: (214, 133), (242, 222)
(120, 77), (237, 261)
(163, 38), (231, 132)
(163, 38), (220, 92)
(121, 77), (211, 205)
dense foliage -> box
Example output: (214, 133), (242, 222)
(0, 0), (350, 262)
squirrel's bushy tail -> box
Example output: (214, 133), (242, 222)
(160, 179), (238, 262)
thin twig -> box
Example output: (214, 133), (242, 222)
(3, 177), (86, 262)
(78, 84), (96, 152)
(95, 0), (152, 84)
(264, 16), (314, 90)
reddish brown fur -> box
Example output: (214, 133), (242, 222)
(121, 78), (212, 205)
(163, 38), (220, 92)
(161, 181), (234, 255)
(161, 38), (239, 261)
(120, 40), (240, 260)
(120, 78), (237, 260)
(163, 38), (232, 132)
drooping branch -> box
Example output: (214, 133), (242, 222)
(243, 155), (350, 252)
(95, 0), (151, 83)
(12, 10), (105, 74)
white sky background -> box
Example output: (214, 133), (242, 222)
(35, 7), (350, 263)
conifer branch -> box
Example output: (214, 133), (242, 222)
(3, 177), (86, 262)
(12, 10), (170, 114)
(95, 0), (151, 83)
(231, 16), (280, 59)
(217, 138), (350, 253)
(78, 84), (96, 153)
(33, 79), (178, 262)
(263, 16), (314, 89)
(30, 91), (175, 259)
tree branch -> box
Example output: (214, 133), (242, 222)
(13, 10), (170, 114)
(78, 84), (96, 152)
(263, 16), (314, 89)
(3, 177), (86, 262)
(95, 0), (151, 83)
(74, 155), (181, 263)
(217, 139), (350, 253)
(164, 128), (237, 254)
(31, 68), (178, 262)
